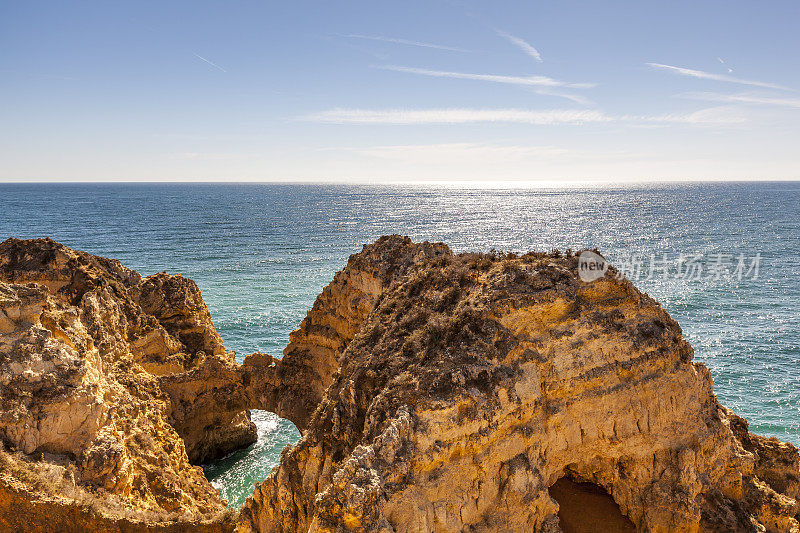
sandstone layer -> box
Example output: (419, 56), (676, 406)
(238, 236), (800, 533)
(1, 235), (798, 532)
(0, 238), (243, 531)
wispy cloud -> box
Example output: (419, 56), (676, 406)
(534, 88), (594, 106)
(300, 107), (741, 126)
(646, 63), (790, 90)
(623, 106), (747, 125)
(717, 57), (733, 73)
(303, 108), (609, 125)
(357, 142), (568, 160)
(343, 34), (469, 52)
(193, 53), (227, 72)
(378, 65), (595, 89)
(681, 92), (800, 109)
(170, 151), (255, 161)
(495, 30), (542, 62)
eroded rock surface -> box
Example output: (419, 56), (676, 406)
(273, 237), (450, 429)
(0, 238), (242, 531)
(152, 237), (451, 445)
(2, 235), (797, 532)
(0, 236), (435, 531)
(239, 237), (800, 533)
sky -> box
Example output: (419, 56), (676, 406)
(1, 0), (799, 184)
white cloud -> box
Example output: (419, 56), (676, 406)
(301, 108), (611, 125)
(343, 34), (469, 52)
(169, 152), (256, 161)
(301, 107), (744, 126)
(378, 65), (596, 89)
(681, 92), (800, 109)
(624, 106), (747, 125)
(717, 57), (734, 73)
(357, 143), (568, 161)
(646, 63), (790, 90)
(534, 88), (594, 106)
(495, 30), (542, 62)
(193, 53), (227, 73)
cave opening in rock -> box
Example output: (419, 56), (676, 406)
(548, 476), (636, 533)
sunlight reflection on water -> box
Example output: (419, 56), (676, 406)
(1, 181), (797, 508)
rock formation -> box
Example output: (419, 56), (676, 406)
(238, 236), (800, 533)
(159, 237), (451, 439)
(0, 238), (243, 531)
(1, 235), (798, 532)
(269, 238), (451, 430)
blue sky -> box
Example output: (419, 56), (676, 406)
(2, 0), (799, 183)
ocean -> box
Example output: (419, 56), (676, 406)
(1, 182), (798, 508)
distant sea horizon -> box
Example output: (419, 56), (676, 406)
(3, 178), (799, 188)
(1, 181), (798, 508)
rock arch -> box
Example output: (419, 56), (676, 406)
(2, 237), (798, 533)
(237, 240), (800, 532)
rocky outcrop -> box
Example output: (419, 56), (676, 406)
(272, 237), (450, 429)
(2, 235), (798, 532)
(152, 237), (451, 450)
(238, 238), (800, 532)
(0, 236), (436, 531)
(0, 237), (257, 463)
(0, 238), (244, 531)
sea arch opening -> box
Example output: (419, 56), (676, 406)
(201, 410), (300, 508)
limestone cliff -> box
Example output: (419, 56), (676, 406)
(273, 237), (450, 429)
(238, 237), (800, 533)
(0, 238), (242, 531)
(153, 237), (450, 453)
(2, 235), (798, 532)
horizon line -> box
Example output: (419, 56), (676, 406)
(0, 177), (798, 190)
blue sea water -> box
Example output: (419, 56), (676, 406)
(0, 182), (798, 508)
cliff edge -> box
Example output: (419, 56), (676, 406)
(0, 238), (245, 531)
(238, 236), (799, 533)
(1, 236), (797, 532)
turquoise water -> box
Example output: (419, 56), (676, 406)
(1, 182), (798, 508)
